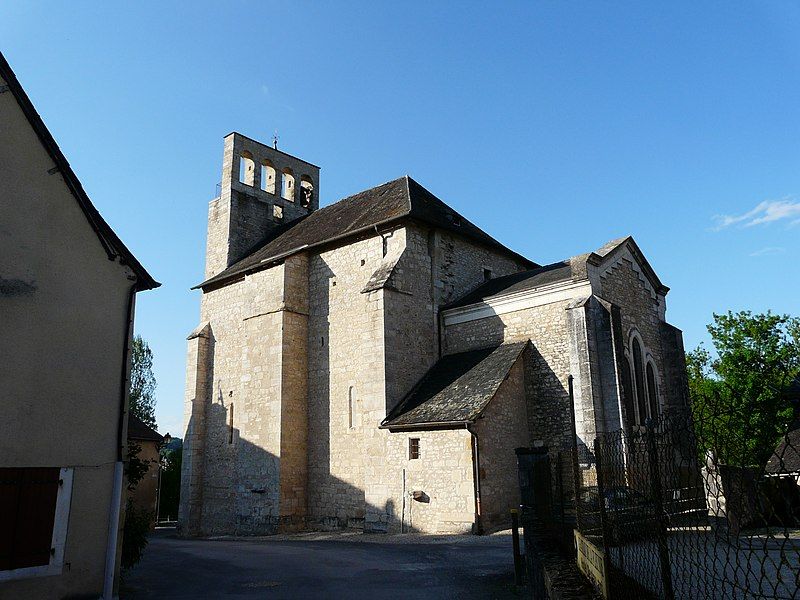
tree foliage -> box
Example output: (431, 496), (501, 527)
(125, 440), (149, 491)
(122, 336), (158, 572)
(121, 499), (152, 571)
(129, 335), (157, 429)
(121, 440), (154, 572)
(687, 311), (800, 467)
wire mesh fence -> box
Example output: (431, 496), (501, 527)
(519, 395), (800, 598)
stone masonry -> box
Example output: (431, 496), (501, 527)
(179, 133), (690, 536)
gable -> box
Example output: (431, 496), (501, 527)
(589, 236), (668, 300)
(0, 52), (158, 291)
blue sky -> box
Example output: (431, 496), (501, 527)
(3, 2), (799, 436)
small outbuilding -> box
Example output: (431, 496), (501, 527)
(127, 415), (165, 523)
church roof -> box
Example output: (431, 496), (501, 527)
(0, 52), (159, 291)
(381, 341), (528, 429)
(197, 176), (534, 289)
(444, 236), (668, 310)
(444, 258), (582, 310)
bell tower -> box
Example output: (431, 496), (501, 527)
(204, 132), (320, 279)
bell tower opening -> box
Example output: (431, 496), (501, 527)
(204, 132), (321, 278)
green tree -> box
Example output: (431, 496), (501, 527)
(122, 335), (158, 572)
(122, 440), (153, 572)
(129, 335), (157, 429)
(687, 311), (800, 466)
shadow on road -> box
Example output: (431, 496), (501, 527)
(121, 529), (522, 599)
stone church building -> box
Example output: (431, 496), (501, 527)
(179, 133), (689, 536)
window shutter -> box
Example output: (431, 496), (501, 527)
(0, 467), (60, 571)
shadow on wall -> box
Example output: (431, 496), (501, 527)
(180, 260), (415, 538)
(180, 409), (414, 536)
(306, 261), (391, 532)
(524, 343), (574, 451)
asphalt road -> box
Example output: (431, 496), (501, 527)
(121, 529), (522, 599)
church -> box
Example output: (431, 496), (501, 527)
(178, 132), (689, 536)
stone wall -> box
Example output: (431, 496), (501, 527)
(179, 323), (209, 535)
(565, 296), (627, 448)
(384, 429), (476, 534)
(382, 225), (530, 412)
(444, 299), (575, 448)
(303, 222), (529, 532)
(381, 227), (435, 413)
(473, 358), (530, 532)
(306, 233), (387, 528)
(434, 228), (528, 307)
(181, 256), (312, 535)
(279, 255), (309, 527)
(597, 257), (668, 417)
(204, 133), (320, 279)
(659, 322), (691, 417)
(442, 246), (686, 453)
(370, 225), (529, 531)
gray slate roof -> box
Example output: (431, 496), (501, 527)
(444, 236), (669, 310)
(444, 256), (589, 310)
(382, 342), (528, 428)
(127, 414), (164, 443)
(766, 380), (800, 474)
(198, 176), (534, 289)
(766, 423), (800, 475)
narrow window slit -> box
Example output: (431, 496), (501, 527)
(409, 438), (420, 460)
(229, 403), (234, 444)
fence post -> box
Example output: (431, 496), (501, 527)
(646, 422), (675, 600)
(557, 453), (565, 540)
(593, 437), (614, 599)
(511, 508), (523, 587)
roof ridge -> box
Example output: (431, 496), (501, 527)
(0, 51), (159, 291)
(327, 175), (409, 207)
(404, 174), (413, 214)
(198, 174), (534, 290)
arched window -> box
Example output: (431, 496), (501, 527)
(300, 176), (314, 208)
(348, 387), (355, 430)
(621, 355), (635, 426)
(632, 338), (647, 425)
(261, 160), (276, 194)
(281, 168), (295, 201)
(646, 362), (658, 421)
(239, 152), (255, 186)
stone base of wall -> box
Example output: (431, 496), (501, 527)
(308, 516), (367, 531)
(229, 514), (312, 536)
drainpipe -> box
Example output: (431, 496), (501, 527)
(104, 283), (136, 600)
(436, 309), (444, 359)
(467, 424), (483, 534)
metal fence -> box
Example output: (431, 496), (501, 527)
(518, 391), (800, 599)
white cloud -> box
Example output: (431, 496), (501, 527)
(713, 197), (800, 230)
(748, 246), (785, 257)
